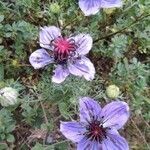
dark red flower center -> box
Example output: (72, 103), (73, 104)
(86, 121), (106, 142)
(52, 37), (77, 63)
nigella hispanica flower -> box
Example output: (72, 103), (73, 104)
(79, 0), (122, 16)
(60, 97), (129, 150)
(29, 26), (95, 83)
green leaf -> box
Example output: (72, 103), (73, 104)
(31, 143), (45, 150)
(0, 46), (4, 51)
(58, 102), (70, 119)
(0, 15), (4, 22)
(0, 64), (4, 81)
(0, 143), (8, 150)
(55, 141), (68, 150)
(6, 134), (15, 143)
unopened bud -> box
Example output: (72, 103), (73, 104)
(106, 85), (120, 99)
(0, 87), (18, 106)
(50, 3), (60, 14)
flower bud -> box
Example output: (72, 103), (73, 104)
(106, 85), (120, 99)
(12, 59), (20, 67)
(50, 3), (61, 14)
(0, 87), (18, 107)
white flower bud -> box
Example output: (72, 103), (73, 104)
(50, 3), (61, 14)
(106, 85), (120, 99)
(0, 87), (18, 107)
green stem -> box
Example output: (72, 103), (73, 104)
(94, 13), (150, 43)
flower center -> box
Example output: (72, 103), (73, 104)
(52, 37), (76, 63)
(86, 121), (106, 142)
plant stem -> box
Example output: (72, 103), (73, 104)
(94, 13), (150, 43)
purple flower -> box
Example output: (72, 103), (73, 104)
(60, 97), (129, 150)
(29, 26), (95, 83)
(79, 0), (122, 16)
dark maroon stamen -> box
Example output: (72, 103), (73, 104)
(52, 37), (77, 63)
(85, 121), (107, 142)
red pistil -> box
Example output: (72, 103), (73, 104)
(86, 121), (106, 142)
(52, 37), (76, 63)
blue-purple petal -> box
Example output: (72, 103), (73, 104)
(101, 0), (122, 8)
(100, 101), (130, 129)
(77, 137), (102, 150)
(79, 0), (101, 16)
(71, 34), (93, 55)
(29, 49), (54, 69)
(39, 26), (61, 50)
(60, 121), (86, 143)
(79, 97), (102, 123)
(68, 56), (95, 81)
(102, 129), (129, 150)
(52, 65), (69, 83)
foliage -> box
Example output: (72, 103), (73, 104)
(110, 57), (150, 119)
(0, 109), (16, 142)
(0, 0), (149, 149)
